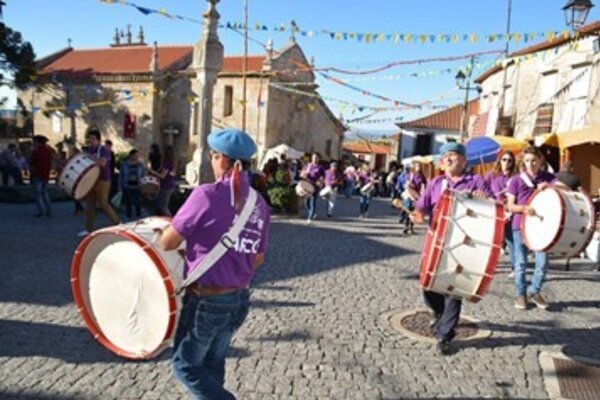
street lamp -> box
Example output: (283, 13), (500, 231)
(563, 0), (594, 31)
(455, 58), (478, 142)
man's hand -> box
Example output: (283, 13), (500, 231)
(409, 210), (425, 224)
(523, 205), (537, 216)
(473, 190), (486, 198)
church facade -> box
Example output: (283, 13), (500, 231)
(18, 34), (344, 167)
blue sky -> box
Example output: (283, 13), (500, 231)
(4, 0), (600, 134)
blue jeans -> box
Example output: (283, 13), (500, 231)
(344, 179), (354, 198)
(156, 187), (175, 217)
(504, 223), (515, 271)
(172, 290), (250, 400)
(123, 187), (141, 219)
(305, 192), (318, 219)
(513, 230), (548, 296)
(359, 193), (371, 214)
(32, 178), (51, 215)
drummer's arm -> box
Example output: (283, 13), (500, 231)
(253, 253), (265, 272)
(507, 194), (535, 216)
(160, 225), (185, 251)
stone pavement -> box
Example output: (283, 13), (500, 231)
(1, 196), (599, 400)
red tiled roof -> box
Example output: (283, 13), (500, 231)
(475, 19), (600, 83)
(398, 99), (479, 131)
(37, 46), (266, 76)
(343, 142), (391, 155)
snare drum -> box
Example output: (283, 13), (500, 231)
(295, 180), (315, 197)
(522, 187), (595, 258)
(71, 217), (185, 359)
(58, 153), (100, 200)
(420, 190), (505, 303)
(140, 176), (160, 197)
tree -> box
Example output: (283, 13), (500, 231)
(0, 22), (36, 89)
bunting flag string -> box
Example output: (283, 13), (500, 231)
(98, 1), (575, 47)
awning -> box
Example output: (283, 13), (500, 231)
(533, 133), (559, 147)
(557, 125), (600, 148)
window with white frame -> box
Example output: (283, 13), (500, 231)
(568, 65), (591, 130)
(539, 72), (558, 104)
(503, 85), (513, 113)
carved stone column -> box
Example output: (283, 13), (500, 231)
(192, 0), (223, 184)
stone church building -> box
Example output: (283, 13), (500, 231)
(18, 32), (344, 169)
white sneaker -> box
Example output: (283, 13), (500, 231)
(77, 230), (90, 237)
(507, 271), (515, 279)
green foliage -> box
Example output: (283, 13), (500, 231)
(267, 186), (298, 214)
(0, 22), (36, 89)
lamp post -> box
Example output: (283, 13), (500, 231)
(563, 0), (594, 31)
(455, 56), (477, 142)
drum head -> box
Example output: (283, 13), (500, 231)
(74, 167), (100, 200)
(72, 231), (176, 359)
(523, 189), (562, 251)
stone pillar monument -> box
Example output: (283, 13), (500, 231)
(188, 0), (223, 185)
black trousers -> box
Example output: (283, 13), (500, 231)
(423, 290), (462, 343)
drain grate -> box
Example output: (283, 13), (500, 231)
(554, 358), (600, 400)
(396, 310), (479, 340)
(381, 309), (491, 343)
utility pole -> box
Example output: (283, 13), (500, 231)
(498, 0), (513, 135)
(458, 56), (476, 142)
(241, 0), (249, 132)
(192, 0), (224, 184)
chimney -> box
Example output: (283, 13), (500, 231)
(138, 26), (145, 45)
(126, 24), (132, 45)
(150, 41), (159, 74)
(113, 28), (120, 46)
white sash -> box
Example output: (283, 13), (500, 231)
(519, 172), (535, 189)
(181, 188), (259, 289)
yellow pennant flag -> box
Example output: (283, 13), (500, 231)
(561, 30), (570, 39)
(405, 34), (414, 43)
(451, 34), (459, 43)
(377, 33), (385, 43)
(393, 33), (400, 43)
(513, 33), (521, 43)
(365, 33), (373, 43)
(469, 33), (478, 43)
(419, 34), (427, 44)
(546, 31), (556, 41)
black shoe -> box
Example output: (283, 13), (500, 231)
(436, 341), (453, 356)
(402, 228), (409, 234)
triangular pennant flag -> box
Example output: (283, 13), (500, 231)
(357, 33), (364, 42)
(419, 34), (427, 44)
(134, 6), (153, 16)
(429, 35), (436, 43)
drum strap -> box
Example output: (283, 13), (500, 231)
(180, 188), (259, 289)
(441, 178), (448, 192)
(519, 173), (535, 189)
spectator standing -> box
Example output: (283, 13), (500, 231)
(0, 144), (23, 185)
(119, 149), (144, 221)
(30, 135), (54, 217)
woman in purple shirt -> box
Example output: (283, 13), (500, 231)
(488, 151), (517, 277)
(358, 164), (379, 218)
(301, 153), (325, 223)
(401, 161), (427, 235)
(160, 129), (270, 400)
(151, 145), (178, 217)
(507, 146), (558, 311)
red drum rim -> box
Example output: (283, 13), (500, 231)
(71, 164), (100, 200)
(70, 221), (177, 360)
(521, 187), (566, 253)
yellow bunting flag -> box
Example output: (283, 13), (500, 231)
(419, 34), (427, 44)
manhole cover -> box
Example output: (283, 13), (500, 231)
(540, 352), (600, 400)
(381, 309), (491, 343)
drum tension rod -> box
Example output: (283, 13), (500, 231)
(455, 265), (464, 274)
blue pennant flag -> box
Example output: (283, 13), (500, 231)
(135, 6), (153, 16)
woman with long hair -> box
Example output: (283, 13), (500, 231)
(148, 143), (162, 172)
(507, 146), (557, 311)
(402, 161), (427, 234)
(152, 145), (178, 216)
(490, 151), (518, 277)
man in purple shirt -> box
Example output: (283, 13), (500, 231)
(507, 146), (558, 311)
(160, 128), (270, 400)
(301, 152), (325, 223)
(79, 130), (121, 237)
(411, 142), (492, 356)
(322, 161), (342, 218)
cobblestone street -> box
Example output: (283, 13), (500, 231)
(1, 196), (599, 399)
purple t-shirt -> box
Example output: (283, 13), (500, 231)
(408, 173), (427, 193)
(415, 173), (493, 222)
(303, 163), (324, 184)
(490, 173), (512, 202)
(358, 171), (371, 186)
(159, 161), (176, 189)
(172, 175), (270, 288)
(86, 145), (111, 181)
(507, 171), (556, 230)
(324, 169), (340, 187)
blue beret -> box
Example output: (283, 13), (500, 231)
(439, 142), (466, 157)
(207, 128), (257, 161)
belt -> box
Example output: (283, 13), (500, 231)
(186, 283), (243, 297)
